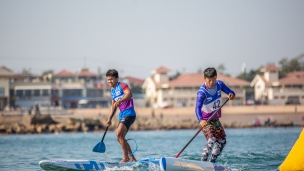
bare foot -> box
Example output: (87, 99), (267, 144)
(129, 156), (137, 162)
(120, 158), (129, 163)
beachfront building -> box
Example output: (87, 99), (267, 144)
(53, 69), (84, 108)
(0, 66), (148, 110)
(52, 68), (110, 108)
(250, 64), (304, 105)
(142, 66), (250, 108)
(79, 68), (109, 108)
(0, 66), (51, 110)
(12, 83), (52, 109)
(0, 79), (9, 111)
(0, 66), (14, 110)
(6, 71), (49, 109)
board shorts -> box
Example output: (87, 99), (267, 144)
(119, 116), (136, 131)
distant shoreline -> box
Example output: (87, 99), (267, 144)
(1, 105), (303, 135)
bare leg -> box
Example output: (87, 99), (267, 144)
(117, 123), (130, 162)
(129, 147), (137, 162)
(124, 138), (136, 161)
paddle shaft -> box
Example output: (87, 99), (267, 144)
(175, 98), (229, 158)
(101, 107), (117, 142)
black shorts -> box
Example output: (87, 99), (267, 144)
(119, 116), (136, 131)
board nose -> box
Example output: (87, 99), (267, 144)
(159, 157), (167, 171)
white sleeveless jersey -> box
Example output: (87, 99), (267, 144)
(199, 81), (223, 120)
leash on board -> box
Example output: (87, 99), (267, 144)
(126, 138), (138, 157)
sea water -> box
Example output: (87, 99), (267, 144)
(0, 127), (301, 171)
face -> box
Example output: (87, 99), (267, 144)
(204, 76), (217, 88)
(106, 76), (118, 88)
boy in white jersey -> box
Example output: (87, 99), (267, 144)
(195, 67), (235, 162)
(105, 69), (137, 162)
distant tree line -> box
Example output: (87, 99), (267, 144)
(236, 54), (304, 82)
(169, 54), (304, 83)
(278, 54), (304, 77)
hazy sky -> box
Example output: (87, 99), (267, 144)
(1, 0), (304, 79)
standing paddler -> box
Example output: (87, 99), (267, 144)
(105, 69), (137, 163)
(195, 67), (235, 162)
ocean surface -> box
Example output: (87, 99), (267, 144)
(0, 127), (302, 171)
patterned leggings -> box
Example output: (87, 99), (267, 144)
(201, 119), (226, 162)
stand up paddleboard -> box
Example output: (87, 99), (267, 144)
(39, 157), (231, 171)
(39, 158), (159, 171)
(159, 157), (231, 171)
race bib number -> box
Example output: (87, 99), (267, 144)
(212, 100), (221, 110)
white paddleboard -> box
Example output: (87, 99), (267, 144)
(39, 158), (159, 171)
(159, 157), (231, 171)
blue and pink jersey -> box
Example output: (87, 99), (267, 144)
(111, 82), (136, 121)
(195, 80), (235, 121)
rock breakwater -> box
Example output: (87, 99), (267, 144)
(0, 112), (297, 135)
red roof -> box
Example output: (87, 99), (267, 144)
(125, 76), (145, 85)
(78, 68), (97, 77)
(169, 73), (203, 86)
(260, 64), (281, 72)
(218, 74), (250, 86)
(169, 73), (250, 86)
(279, 71), (304, 84)
(54, 70), (76, 76)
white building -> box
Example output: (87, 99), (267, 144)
(0, 66), (13, 110)
(250, 64), (304, 105)
(53, 68), (109, 108)
(143, 66), (250, 108)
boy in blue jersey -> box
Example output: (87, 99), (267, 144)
(105, 69), (137, 163)
(195, 67), (235, 163)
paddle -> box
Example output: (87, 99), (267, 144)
(175, 98), (229, 158)
(93, 106), (117, 153)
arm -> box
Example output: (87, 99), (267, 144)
(195, 91), (209, 128)
(218, 80), (235, 100)
(195, 91), (205, 121)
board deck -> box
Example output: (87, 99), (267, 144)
(39, 158), (159, 171)
(39, 157), (231, 171)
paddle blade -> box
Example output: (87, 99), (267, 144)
(92, 142), (106, 153)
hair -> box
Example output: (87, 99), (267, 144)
(106, 69), (119, 78)
(204, 67), (217, 78)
